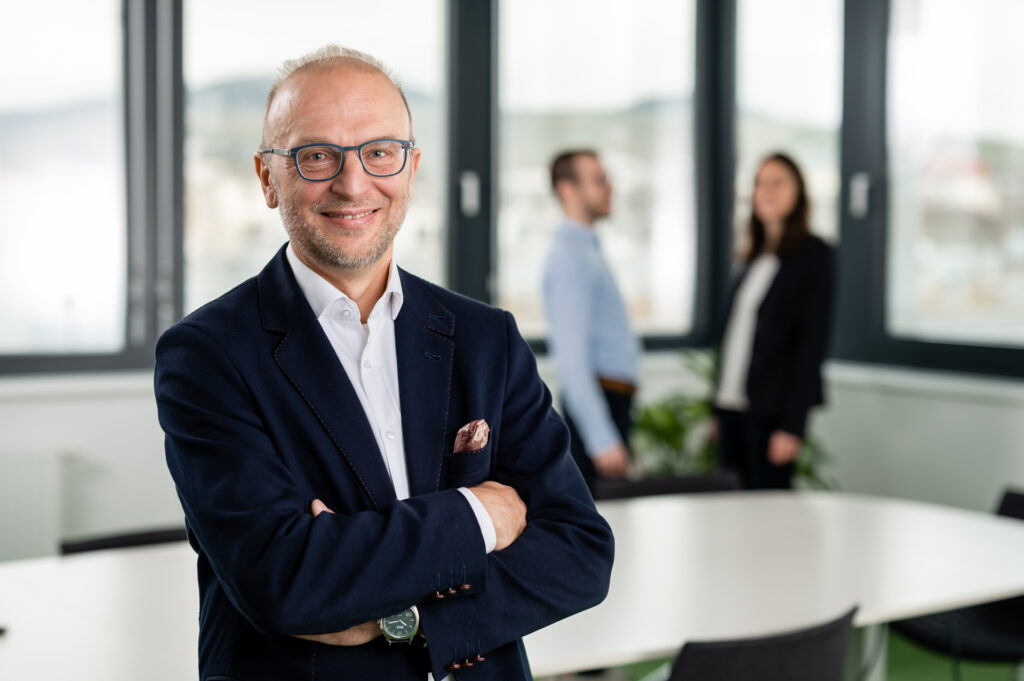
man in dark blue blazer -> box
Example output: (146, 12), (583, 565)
(154, 45), (614, 681)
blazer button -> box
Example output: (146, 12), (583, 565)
(433, 591), (445, 600)
(458, 583), (472, 592)
(462, 659), (475, 668)
(447, 662), (463, 671)
(474, 654), (486, 663)
(446, 587), (458, 596)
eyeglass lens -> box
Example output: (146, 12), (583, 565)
(295, 141), (406, 179)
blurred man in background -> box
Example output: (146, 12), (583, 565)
(543, 150), (641, 492)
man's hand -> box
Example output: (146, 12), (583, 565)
(291, 499), (381, 647)
(767, 431), (802, 466)
(468, 481), (527, 551)
(293, 621), (381, 646)
(592, 442), (630, 478)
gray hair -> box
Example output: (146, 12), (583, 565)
(260, 44), (413, 147)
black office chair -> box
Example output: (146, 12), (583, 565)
(891, 488), (1024, 678)
(59, 526), (187, 554)
(592, 470), (740, 501)
(667, 606), (858, 681)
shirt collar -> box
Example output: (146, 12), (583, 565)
(559, 217), (599, 244)
(286, 244), (404, 321)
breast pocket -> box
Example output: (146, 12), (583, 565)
(444, 444), (493, 488)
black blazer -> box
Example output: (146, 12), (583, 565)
(716, 235), (836, 437)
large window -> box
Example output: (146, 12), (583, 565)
(183, 0), (447, 313)
(496, 0), (697, 339)
(0, 1), (126, 354)
(887, 0), (1024, 347)
(735, 0), (843, 248)
(6, 1), (1024, 379)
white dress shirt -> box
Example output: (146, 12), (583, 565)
(715, 253), (781, 410)
(285, 245), (495, 550)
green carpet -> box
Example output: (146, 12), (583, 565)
(887, 629), (1017, 681)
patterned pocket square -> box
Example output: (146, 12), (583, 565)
(454, 419), (489, 454)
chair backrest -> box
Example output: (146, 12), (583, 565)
(60, 527), (187, 555)
(995, 488), (1024, 521)
(668, 606), (858, 681)
(592, 471), (741, 501)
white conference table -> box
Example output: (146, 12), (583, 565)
(525, 491), (1024, 677)
(2, 491), (1024, 680)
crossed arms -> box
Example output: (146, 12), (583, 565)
(156, 306), (613, 678)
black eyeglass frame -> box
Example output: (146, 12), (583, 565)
(259, 138), (415, 180)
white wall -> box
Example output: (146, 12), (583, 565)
(1, 354), (1022, 560)
(816, 362), (1024, 512)
(0, 372), (182, 554)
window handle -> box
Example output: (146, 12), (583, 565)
(460, 170), (481, 218)
(849, 172), (872, 220)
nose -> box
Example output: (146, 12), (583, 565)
(328, 149), (373, 197)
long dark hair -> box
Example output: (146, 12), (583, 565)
(746, 152), (811, 262)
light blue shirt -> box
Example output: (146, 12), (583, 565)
(542, 219), (640, 456)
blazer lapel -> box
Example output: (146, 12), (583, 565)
(257, 247), (397, 511)
(394, 269), (455, 497)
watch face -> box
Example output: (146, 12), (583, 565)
(382, 608), (418, 639)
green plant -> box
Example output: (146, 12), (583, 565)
(630, 350), (838, 490)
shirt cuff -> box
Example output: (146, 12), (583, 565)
(457, 487), (497, 554)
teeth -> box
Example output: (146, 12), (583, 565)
(329, 210), (374, 220)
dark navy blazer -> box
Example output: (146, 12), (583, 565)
(155, 246), (614, 681)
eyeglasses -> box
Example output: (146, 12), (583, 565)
(259, 138), (414, 181)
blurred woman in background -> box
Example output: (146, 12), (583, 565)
(712, 153), (835, 489)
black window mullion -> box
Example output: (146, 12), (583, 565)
(154, 0), (184, 337)
(447, 0), (495, 303)
(835, 0), (890, 364)
(692, 0), (737, 348)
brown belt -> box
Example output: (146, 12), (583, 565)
(598, 377), (637, 396)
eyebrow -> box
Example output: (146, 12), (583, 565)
(287, 136), (409, 148)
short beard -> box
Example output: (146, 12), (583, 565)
(277, 186), (406, 273)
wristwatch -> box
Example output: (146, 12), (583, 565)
(378, 605), (420, 643)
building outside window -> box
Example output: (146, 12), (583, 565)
(497, 0), (697, 339)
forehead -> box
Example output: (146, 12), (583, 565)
(574, 154), (604, 177)
(757, 160), (794, 182)
(267, 64), (410, 144)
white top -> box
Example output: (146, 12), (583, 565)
(715, 253), (780, 410)
(285, 246), (495, 552)
(4, 492), (1024, 680)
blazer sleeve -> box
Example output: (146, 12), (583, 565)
(779, 242), (836, 437)
(155, 321), (488, 638)
(418, 311), (615, 679)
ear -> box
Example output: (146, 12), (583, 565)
(254, 152), (278, 208)
(407, 146), (422, 184)
(554, 178), (576, 207)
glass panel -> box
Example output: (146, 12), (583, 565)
(183, 1), (447, 313)
(887, 0), (1024, 347)
(735, 0), (843, 249)
(497, 0), (697, 338)
(0, 1), (125, 354)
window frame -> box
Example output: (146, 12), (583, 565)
(834, 0), (1024, 378)
(0, 0), (182, 376)
(453, 0), (726, 354)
